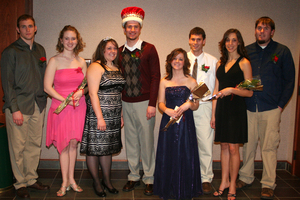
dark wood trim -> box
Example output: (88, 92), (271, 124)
(25, 0), (33, 15)
(292, 54), (300, 177)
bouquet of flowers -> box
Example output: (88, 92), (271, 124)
(54, 77), (87, 114)
(237, 76), (263, 91)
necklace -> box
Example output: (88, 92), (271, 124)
(105, 62), (117, 71)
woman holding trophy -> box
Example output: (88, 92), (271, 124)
(154, 48), (202, 199)
(44, 25), (87, 196)
(211, 29), (253, 200)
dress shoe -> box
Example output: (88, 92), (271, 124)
(202, 182), (212, 194)
(102, 180), (119, 194)
(228, 192), (237, 200)
(122, 180), (140, 192)
(93, 182), (106, 197)
(261, 188), (274, 199)
(236, 179), (252, 190)
(56, 185), (70, 197)
(69, 182), (83, 192)
(28, 181), (50, 190)
(213, 187), (229, 197)
(144, 184), (153, 196)
(16, 187), (30, 198)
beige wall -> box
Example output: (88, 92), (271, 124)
(34, 0), (300, 164)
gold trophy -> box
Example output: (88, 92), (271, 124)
(54, 77), (87, 114)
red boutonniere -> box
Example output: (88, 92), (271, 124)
(75, 67), (83, 74)
(131, 50), (141, 60)
(201, 64), (210, 73)
(39, 57), (46, 64)
(272, 54), (278, 64)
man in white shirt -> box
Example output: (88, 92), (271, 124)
(187, 27), (218, 194)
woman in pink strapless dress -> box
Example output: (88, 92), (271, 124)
(44, 25), (87, 197)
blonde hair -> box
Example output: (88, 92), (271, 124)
(56, 25), (85, 55)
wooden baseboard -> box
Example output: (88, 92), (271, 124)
(38, 159), (292, 172)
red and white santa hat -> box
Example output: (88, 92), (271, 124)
(121, 6), (145, 27)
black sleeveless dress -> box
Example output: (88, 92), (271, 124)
(80, 64), (125, 155)
(214, 57), (248, 144)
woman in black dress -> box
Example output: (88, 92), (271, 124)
(211, 29), (253, 200)
(80, 37), (125, 197)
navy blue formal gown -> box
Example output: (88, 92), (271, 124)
(154, 86), (202, 200)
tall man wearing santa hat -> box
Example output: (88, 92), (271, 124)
(118, 6), (160, 196)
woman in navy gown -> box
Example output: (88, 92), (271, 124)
(154, 48), (202, 200)
(211, 29), (253, 200)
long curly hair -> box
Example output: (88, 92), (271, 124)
(56, 25), (85, 56)
(92, 38), (119, 69)
(219, 29), (249, 65)
(165, 48), (190, 80)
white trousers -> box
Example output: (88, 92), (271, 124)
(193, 103), (214, 183)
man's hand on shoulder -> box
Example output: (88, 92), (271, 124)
(12, 111), (24, 126)
(146, 106), (156, 120)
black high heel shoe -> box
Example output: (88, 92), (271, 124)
(213, 187), (229, 197)
(93, 182), (106, 197)
(101, 180), (119, 194)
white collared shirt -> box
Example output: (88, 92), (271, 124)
(188, 51), (218, 103)
(123, 39), (143, 52)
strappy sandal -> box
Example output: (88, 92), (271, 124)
(227, 193), (236, 200)
(69, 183), (83, 192)
(213, 187), (229, 197)
(57, 185), (70, 197)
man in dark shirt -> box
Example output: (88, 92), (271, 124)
(1, 14), (49, 199)
(236, 16), (295, 199)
